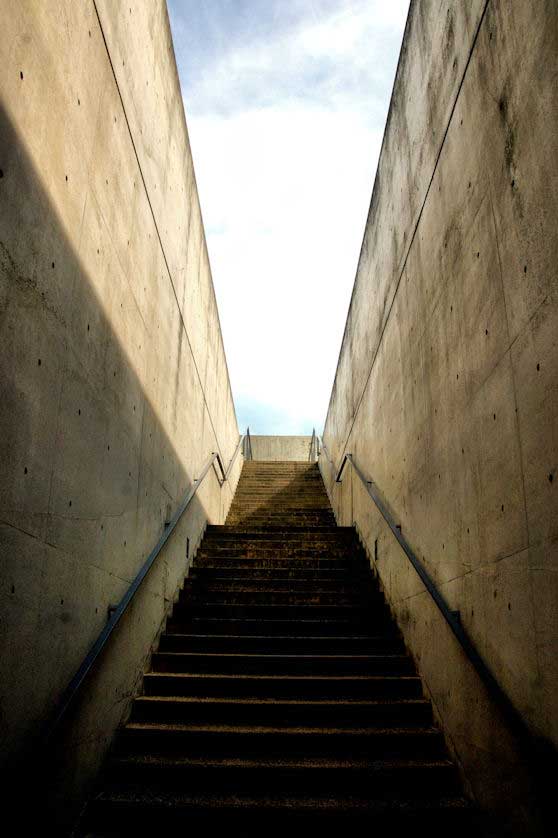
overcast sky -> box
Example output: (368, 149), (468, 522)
(167, 0), (409, 434)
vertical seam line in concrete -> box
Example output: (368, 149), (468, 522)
(332, 0), (491, 464)
(489, 193), (539, 686)
(92, 1), (226, 461)
(489, 192), (530, 544)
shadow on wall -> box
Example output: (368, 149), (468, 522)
(0, 101), (238, 829)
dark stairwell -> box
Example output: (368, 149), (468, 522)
(80, 461), (477, 834)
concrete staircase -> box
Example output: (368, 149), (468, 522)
(81, 461), (474, 834)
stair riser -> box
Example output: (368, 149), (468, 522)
(150, 654), (414, 676)
(231, 494), (328, 498)
(183, 592), (372, 603)
(230, 496), (333, 503)
(196, 549), (359, 560)
(231, 496), (331, 502)
(229, 501), (329, 505)
(185, 583), (371, 593)
(130, 700), (432, 727)
(84, 802), (476, 835)
(223, 504), (335, 520)
(221, 509), (336, 516)
(158, 635), (403, 654)
(188, 571), (363, 583)
(231, 490), (328, 496)
(224, 530), (340, 537)
(181, 592), (378, 606)
(186, 575), (367, 588)
(174, 605), (383, 621)
(116, 729), (444, 760)
(224, 523), (337, 531)
(220, 509), (337, 515)
(102, 762), (459, 797)
(193, 559), (358, 570)
(223, 506), (335, 511)
(142, 675), (423, 700)
(167, 618), (393, 636)
(199, 540), (356, 549)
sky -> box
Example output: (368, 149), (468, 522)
(167, 0), (409, 434)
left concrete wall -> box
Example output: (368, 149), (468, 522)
(0, 0), (240, 824)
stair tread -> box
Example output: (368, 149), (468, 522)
(124, 721), (438, 736)
(161, 636), (398, 642)
(134, 695), (429, 707)
(109, 753), (453, 770)
(144, 672), (419, 681)
(94, 789), (471, 812)
(153, 652), (408, 660)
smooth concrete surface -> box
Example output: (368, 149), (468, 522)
(249, 435), (315, 462)
(0, 0), (241, 824)
(321, 0), (557, 833)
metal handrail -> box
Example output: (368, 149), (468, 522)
(308, 428), (316, 462)
(44, 435), (246, 744)
(318, 442), (536, 754)
(244, 426), (253, 460)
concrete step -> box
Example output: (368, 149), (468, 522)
(202, 529), (355, 542)
(188, 566), (370, 590)
(84, 796), (475, 836)
(229, 502), (330, 509)
(167, 616), (393, 635)
(175, 603), (385, 621)
(83, 793), (474, 835)
(183, 593), (373, 607)
(229, 495), (330, 501)
(142, 672), (423, 700)
(192, 558), (358, 570)
(182, 586), (378, 605)
(116, 721), (443, 758)
(158, 632), (403, 655)
(226, 522), (336, 531)
(229, 501), (329, 507)
(150, 651), (415, 676)
(130, 695), (432, 727)
(231, 491), (329, 498)
(102, 753), (460, 797)
(196, 546), (359, 559)
(224, 525), (338, 533)
(184, 578), (373, 594)
(221, 515), (340, 535)
(188, 568), (363, 582)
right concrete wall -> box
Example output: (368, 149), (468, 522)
(321, 1), (557, 832)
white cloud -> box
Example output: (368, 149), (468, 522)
(170, 0), (409, 433)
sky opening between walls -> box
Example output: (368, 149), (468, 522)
(168, 0), (409, 434)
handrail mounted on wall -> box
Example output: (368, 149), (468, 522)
(318, 442), (547, 773)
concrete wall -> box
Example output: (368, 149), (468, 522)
(250, 436), (314, 462)
(0, 0), (240, 823)
(321, 0), (557, 833)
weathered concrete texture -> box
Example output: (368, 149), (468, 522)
(321, 0), (558, 833)
(0, 0), (240, 824)
(250, 436), (315, 462)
